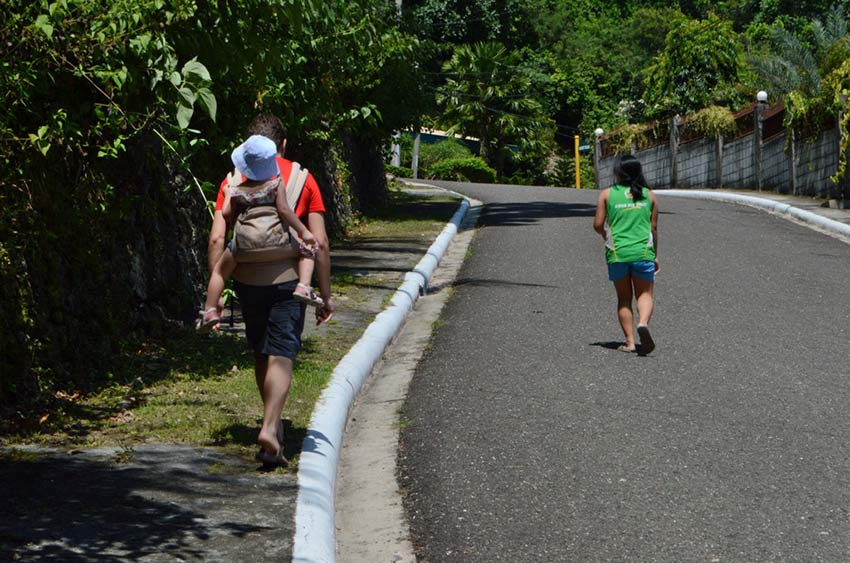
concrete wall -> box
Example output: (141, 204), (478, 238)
(721, 134), (756, 189)
(597, 123), (840, 197)
(762, 133), (790, 192)
(677, 137), (715, 189)
(797, 130), (839, 198)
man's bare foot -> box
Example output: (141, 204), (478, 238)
(257, 427), (280, 456)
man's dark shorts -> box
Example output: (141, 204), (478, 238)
(234, 280), (306, 361)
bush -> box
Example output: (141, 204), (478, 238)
(427, 157), (496, 183)
(385, 165), (413, 178)
(418, 139), (474, 170)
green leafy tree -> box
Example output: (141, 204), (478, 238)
(408, 0), (527, 44)
(644, 14), (744, 116)
(438, 42), (552, 178)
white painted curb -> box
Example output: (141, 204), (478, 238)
(659, 190), (850, 239)
(293, 198), (472, 563)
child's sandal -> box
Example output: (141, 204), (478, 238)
(293, 283), (324, 307)
(298, 242), (317, 258)
(195, 307), (221, 333)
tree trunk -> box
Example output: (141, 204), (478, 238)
(343, 133), (389, 213)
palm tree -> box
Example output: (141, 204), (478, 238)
(750, 4), (850, 97)
(437, 42), (552, 178)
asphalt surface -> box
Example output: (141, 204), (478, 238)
(398, 182), (850, 562)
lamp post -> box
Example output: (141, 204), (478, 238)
(754, 90), (768, 191)
(836, 94), (850, 209)
(594, 128), (604, 190)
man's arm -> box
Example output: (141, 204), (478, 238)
(308, 211), (334, 324)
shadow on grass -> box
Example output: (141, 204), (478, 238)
(211, 420), (307, 461)
(3, 328), (251, 442)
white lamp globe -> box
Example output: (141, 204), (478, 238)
(594, 128), (604, 137)
(756, 90), (768, 102)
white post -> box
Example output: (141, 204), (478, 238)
(412, 132), (421, 179)
(391, 132), (401, 167)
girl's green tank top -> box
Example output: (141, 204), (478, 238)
(605, 185), (655, 264)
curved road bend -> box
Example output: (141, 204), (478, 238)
(399, 181), (850, 563)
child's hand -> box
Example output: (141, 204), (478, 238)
(301, 230), (319, 250)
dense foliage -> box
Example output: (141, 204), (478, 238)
(1, 0), (423, 408)
(402, 0), (849, 183)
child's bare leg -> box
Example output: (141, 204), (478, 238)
(297, 256), (315, 290)
(205, 250), (237, 311)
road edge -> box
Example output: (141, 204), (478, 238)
(292, 193), (473, 563)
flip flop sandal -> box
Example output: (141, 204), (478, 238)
(637, 325), (655, 355)
(617, 345), (636, 353)
(195, 307), (221, 333)
(293, 284), (324, 308)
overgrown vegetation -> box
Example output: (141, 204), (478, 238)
(686, 106), (739, 139)
(1, 0), (425, 411)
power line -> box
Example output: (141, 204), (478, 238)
(428, 85), (535, 100)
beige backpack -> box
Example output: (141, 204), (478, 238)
(230, 162), (309, 263)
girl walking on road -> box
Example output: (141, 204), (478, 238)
(593, 154), (659, 355)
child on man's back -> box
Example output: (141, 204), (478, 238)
(196, 135), (323, 332)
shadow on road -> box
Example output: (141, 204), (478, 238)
(453, 277), (559, 289)
(0, 446), (288, 562)
(481, 201), (596, 226)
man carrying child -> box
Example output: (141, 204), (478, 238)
(206, 113), (334, 465)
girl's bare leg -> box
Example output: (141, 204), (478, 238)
(632, 276), (655, 327)
(613, 275), (636, 350)
(204, 250), (237, 311)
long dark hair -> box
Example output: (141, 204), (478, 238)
(613, 154), (649, 201)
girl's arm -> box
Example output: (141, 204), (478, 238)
(593, 188), (609, 238)
(276, 186), (317, 247)
(649, 189), (659, 255)
(649, 189), (660, 272)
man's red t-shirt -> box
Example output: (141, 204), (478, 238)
(215, 156), (326, 222)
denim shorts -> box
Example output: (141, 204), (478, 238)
(234, 280), (306, 361)
(607, 260), (656, 282)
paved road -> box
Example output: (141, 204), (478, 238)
(399, 182), (850, 562)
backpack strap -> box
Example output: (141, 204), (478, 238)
(284, 162), (310, 241)
(284, 162), (309, 211)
